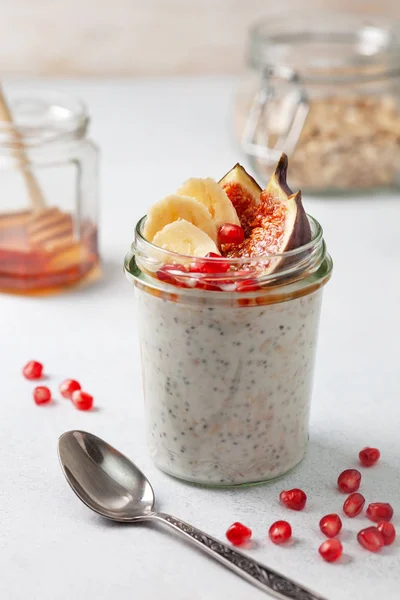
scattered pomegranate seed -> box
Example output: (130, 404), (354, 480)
(268, 520), (292, 544)
(280, 488), (307, 511)
(59, 379), (81, 400)
(357, 527), (385, 552)
(343, 492), (365, 517)
(225, 522), (252, 546)
(318, 538), (343, 562)
(366, 502), (394, 523)
(359, 447), (381, 467)
(319, 514), (343, 538)
(337, 469), (361, 493)
(71, 390), (94, 411)
(235, 278), (260, 292)
(191, 252), (230, 274)
(23, 360), (43, 380)
(218, 223), (245, 245)
(33, 386), (51, 405)
(157, 264), (187, 285)
(377, 521), (396, 546)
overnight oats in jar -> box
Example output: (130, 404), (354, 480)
(125, 154), (332, 486)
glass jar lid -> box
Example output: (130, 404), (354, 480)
(249, 12), (400, 83)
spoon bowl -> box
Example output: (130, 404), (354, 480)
(58, 430), (326, 600)
(59, 430), (155, 521)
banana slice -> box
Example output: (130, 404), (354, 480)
(143, 194), (217, 243)
(177, 178), (240, 227)
(152, 219), (220, 257)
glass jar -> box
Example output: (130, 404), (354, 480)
(235, 13), (400, 193)
(125, 215), (332, 486)
(0, 89), (99, 293)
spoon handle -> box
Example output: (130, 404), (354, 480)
(151, 512), (327, 600)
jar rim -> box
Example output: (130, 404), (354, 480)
(0, 89), (89, 148)
(124, 213), (332, 297)
(134, 213), (322, 262)
(249, 11), (400, 83)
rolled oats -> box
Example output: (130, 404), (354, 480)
(250, 95), (400, 191)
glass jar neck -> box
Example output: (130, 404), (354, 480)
(124, 215), (333, 306)
(249, 12), (400, 84)
(0, 91), (89, 150)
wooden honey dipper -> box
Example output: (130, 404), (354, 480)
(0, 86), (73, 250)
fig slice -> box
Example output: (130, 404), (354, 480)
(219, 163), (261, 236)
(226, 153), (311, 272)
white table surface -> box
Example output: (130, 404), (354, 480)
(1, 77), (399, 600)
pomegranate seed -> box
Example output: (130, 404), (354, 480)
(357, 527), (385, 552)
(377, 521), (396, 546)
(343, 492), (365, 517)
(157, 264), (187, 285)
(33, 386), (51, 405)
(59, 379), (81, 400)
(268, 520), (292, 544)
(359, 447), (381, 467)
(337, 469), (361, 493)
(225, 522), (252, 546)
(23, 360), (43, 380)
(366, 502), (394, 523)
(218, 223), (245, 245)
(319, 514), (342, 538)
(189, 262), (201, 273)
(195, 280), (222, 292)
(318, 538), (343, 562)
(71, 390), (94, 411)
(232, 269), (257, 278)
(235, 278), (260, 292)
(190, 252), (230, 274)
(279, 488), (307, 511)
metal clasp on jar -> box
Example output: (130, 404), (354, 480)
(241, 65), (309, 165)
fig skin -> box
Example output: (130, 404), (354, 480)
(219, 163), (262, 236)
(219, 163), (262, 198)
(270, 153), (311, 252)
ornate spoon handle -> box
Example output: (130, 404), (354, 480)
(150, 512), (328, 600)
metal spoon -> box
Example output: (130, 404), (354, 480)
(58, 430), (327, 600)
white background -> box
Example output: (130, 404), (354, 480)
(0, 77), (399, 599)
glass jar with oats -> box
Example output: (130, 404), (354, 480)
(235, 12), (400, 193)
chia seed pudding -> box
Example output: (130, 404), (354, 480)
(136, 287), (323, 485)
(124, 156), (332, 485)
